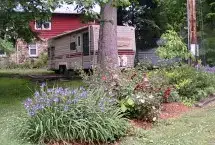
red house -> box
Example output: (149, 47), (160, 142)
(12, 12), (92, 64)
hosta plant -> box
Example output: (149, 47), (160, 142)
(20, 84), (128, 144)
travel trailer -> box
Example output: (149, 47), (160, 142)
(48, 25), (136, 72)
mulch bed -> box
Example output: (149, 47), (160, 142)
(130, 102), (192, 130)
(160, 102), (191, 119)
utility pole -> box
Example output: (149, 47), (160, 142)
(187, 0), (198, 65)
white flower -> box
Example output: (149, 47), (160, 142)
(136, 95), (141, 99)
(153, 117), (157, 121)
(149, 95), (154, 99)
(140, 99), (145, 103)
(152, 106), (156, 110)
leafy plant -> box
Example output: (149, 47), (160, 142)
(33, 52), (48, 68)
(156, 30), (191, 59)
(20, 84), (128, 144)
(163, 64), (215, 102)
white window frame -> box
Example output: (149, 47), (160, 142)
(35, 21), (52, 30)
(28, 43), (38, 57)
(76, 35), (82, 52)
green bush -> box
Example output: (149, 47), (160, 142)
(20, 85), (128, 144)
(164, 64), (215, 101)
(120, 92), (161, 122)
(0, 52), (48, 69)
(33, 52), (48, 68)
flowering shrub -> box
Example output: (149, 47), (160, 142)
(116, 69), (163, 122)
(20, 84), (128, 144)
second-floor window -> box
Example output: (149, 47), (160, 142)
(35, 20), (51, 30)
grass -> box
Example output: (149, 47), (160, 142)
(120, 107), (215, 145)
(0, 69), (54, 77)
(1, 77), (215, 145)
(0, 77), (83, 145)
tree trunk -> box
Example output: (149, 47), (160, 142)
(98, 0), (118, 70)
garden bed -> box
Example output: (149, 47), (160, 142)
(130, 102), (192, 130)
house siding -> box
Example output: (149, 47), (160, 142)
(29, 13), (88, 39)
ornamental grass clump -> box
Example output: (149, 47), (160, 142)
(20, 83), (128, 144)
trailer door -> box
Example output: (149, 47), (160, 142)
(82, 32), (91, 69)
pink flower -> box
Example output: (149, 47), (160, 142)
(102, 76), (106, 81)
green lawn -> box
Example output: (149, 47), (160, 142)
(0, 69), (54, 77)
(0, 77), (83, 145)
(1, 77), (215, 145)
(120, 107), (215, 145)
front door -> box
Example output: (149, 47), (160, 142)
(82, 32), (90, 69)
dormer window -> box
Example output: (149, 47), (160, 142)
(35, 20), (51, 30)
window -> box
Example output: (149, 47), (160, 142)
(70, 42), (76, 50)
(51, 47), (55, 60)
(28, 43), (38, 57)
(77, 36), (81, 46)
(35, 20), (51, 30)
(0, 49), (6, 57)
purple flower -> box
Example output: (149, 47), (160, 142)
(34, 91), (40, 97)
(71, 90), (77, 95)
(40, 82), (46, 88)
(80, 91), (87, 98)
(47, 88), (53, 93)
(28, 111), (35, 117)
(66, 99), (72, 105)
(53, 97), (60, 103)
(98, 101), (105, 112)
(72, 98), (79, 104)
(64, 106), (69, 111)
(24, 98), (33, 109)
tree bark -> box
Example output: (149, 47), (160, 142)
(98, 0), (118, 70)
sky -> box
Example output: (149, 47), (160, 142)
(15, 2), (100, 14)
(54, 3), (100, 14)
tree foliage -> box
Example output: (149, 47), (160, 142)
(156, 30), (190, 59)
(0, 0), (55, 52)
(118, 0), (162, 49)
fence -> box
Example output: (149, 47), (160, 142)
(135, 49), (180, 65)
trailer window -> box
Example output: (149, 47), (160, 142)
(77, 36), (81, 46)
(70, 42), (76, 50)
